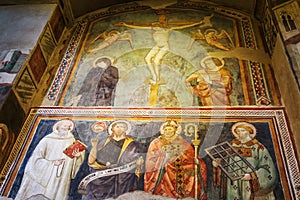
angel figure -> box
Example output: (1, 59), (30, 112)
(86, 30), (133, 53)
(189, 28), (234, 50)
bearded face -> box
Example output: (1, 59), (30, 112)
(56, 122), (72, 137)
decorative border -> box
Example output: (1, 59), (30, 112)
(13, 67), (37, 112)
(47, 21), (87, 101)
(45, 2), (272, 106)
(28, 44), (47, 84)
(249, 62), (272, 105)
(0, 107), (299, 199)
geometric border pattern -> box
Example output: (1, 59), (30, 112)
(0, 107), (299, 199)
(46, 2), (273, 107)
(47, 22), (87, 102)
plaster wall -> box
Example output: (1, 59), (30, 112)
(0, 2), (300, 200)
(0, 4), (56, 51)
(271, 35), (300, 157)
(0, 4), (59, 169)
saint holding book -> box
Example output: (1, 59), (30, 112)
(15, 119), (85, 200)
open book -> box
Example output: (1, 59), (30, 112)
(63, 140), (87, 158)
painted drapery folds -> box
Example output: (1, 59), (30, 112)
(49, 7), (279, 108)
(0, 2), (299, 200)
(1, 108), (298, 200)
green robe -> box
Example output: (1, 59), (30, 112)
(227, 139), (277, 200)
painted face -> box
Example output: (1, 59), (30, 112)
(57, 122), (71, 135)
(235, 127), (250, 140)
(112, 123), (127, 136)
(163, 126), (176, 138)
(97, 61), (107, 69)
(204, 59), (218, 71)
(157, 15), (167, 27)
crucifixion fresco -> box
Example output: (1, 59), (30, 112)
(1, 3), (298, 200)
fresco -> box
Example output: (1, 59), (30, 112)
(14, 68), (37, 111)
(1, 2), (299, 200)
(44, 7), (279, 107)
(0, 108), (298, 199)
(40, 25), (57, 63)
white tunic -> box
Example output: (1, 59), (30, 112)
(15, 132), (85, 200)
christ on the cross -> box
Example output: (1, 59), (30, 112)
(115, 14), (214, 85)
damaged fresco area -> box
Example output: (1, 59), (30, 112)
(54, 8), (276, 108)
(2, 3), (297, 200)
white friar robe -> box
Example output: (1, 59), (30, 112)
(15, 131), (85, 200)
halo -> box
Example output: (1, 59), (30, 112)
(0, 123), (8, 133)
(231, 122), (257, 139)
(91, 121), (107, 133)
(107, 120), (132, 136)
(52, 119), (75, 132)
(93, 56), (115, 68)
(160, 120), (182, 135)
(204, 28), (217, 34)
(200, 56), (225, 71)
(107, 30), (120, 37)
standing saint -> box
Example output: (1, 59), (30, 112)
(70, 56), (119, 106)
(186, 56), (232, 106)
(144, 120), (207, 199)
(82, 120), (143, 199)
(212, 122), (278, 199)
(15, 119), (85, 200)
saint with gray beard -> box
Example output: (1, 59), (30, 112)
(15, 119), (85, 200)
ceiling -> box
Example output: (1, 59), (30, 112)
(0, 0), (288, 20)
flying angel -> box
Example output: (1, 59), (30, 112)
(86, 30), (133, 53)
(189, 28), (234, 50)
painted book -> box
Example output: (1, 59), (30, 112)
(63, 140), (87, 158)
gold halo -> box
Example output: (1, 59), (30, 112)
(200, 56), (225, 71)
(231, 122), (257, 139)
(52, 119), (75, 132)
(0, 123), (8, 133)
(204, 28), (217, 34)
(108, 120), (132, 136)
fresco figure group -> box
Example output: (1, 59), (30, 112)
(13, 118), (279, 200)
(116, 14), (214, 85)
(2, 6), (287, 200)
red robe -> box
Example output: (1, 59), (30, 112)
(144, 135), (207, 199)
